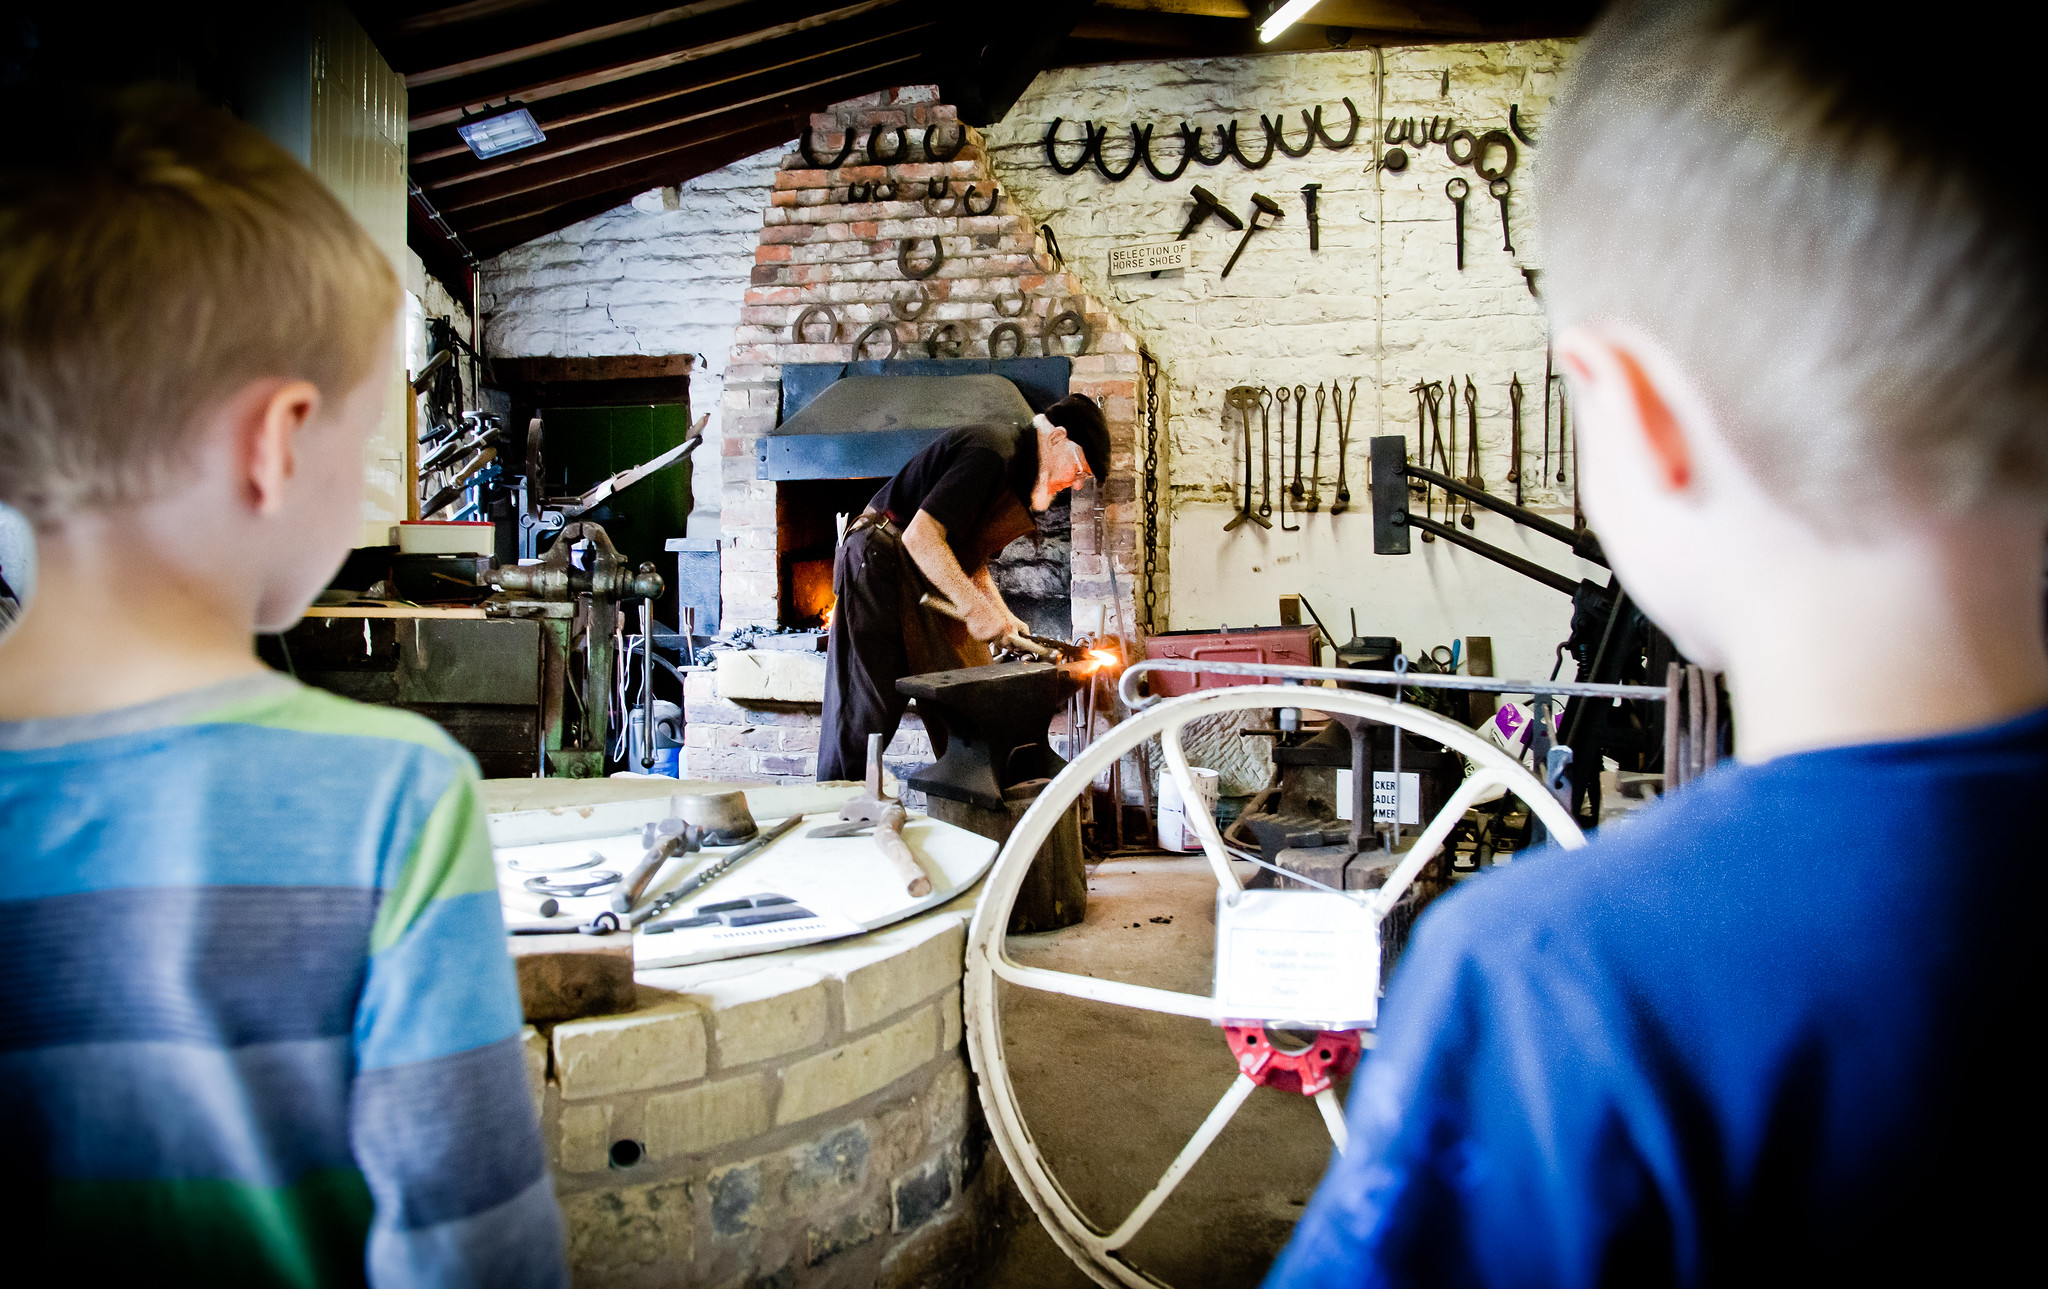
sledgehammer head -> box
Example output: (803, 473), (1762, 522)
(1177, 184), (1243, 239)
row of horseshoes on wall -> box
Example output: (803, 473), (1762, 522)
(787, 289), (1091, 363)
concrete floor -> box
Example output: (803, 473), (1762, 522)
(972, 855), (1350, 1289)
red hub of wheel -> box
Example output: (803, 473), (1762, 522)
(1223, 1025), (1363, 1096)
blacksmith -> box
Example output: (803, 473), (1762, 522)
(818, 393), (1109, 782)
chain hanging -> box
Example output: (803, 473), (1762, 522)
(1140, 350), (1161, 634)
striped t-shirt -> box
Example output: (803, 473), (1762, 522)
(0, 672), (566, 1286)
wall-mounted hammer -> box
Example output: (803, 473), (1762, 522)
(1220, 193), (1283, 278)
(1177, 184), (1244, 240)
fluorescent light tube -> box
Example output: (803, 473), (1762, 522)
(1259, 0), (1322, 42)
(457, 106), (546, 160)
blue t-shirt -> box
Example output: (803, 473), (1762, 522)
(1267, 707), (2044, 1287)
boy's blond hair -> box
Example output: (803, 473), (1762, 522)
(1537, 0), (2048, 526)
(0, 84), (400, 527)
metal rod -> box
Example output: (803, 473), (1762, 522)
(1121, 658), (1669, 710)
(1664, 661), (1684, 790)
(640, 599), (654, 771)
(1403, 513), (1582, 595)
(1399, 463), (1602, 562)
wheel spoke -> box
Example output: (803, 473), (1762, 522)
(1366, 769), (1510, 918)
(1161, 722), (1242, 894)
(1102, 1073), (1259, 1251)
(1314, 1088), (1350, 1156)
(988, 955), (1224, 1022)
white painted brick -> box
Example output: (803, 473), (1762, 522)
(558, 1101), (614, 1173)
(833, 917), (966, 1032)
(521, 1024), (549, 1119)
(682, 965), (832, 1068)
(645, 1074), (771, 1159)
(939, 984), (962, 1053)
(777, 1006), (938, 1126)
(553, 1005), (708, 1100)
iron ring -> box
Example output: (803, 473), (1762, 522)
(923, 120), (967, 161)
(988, 322), (1027, 359)
(867, 123), (908, 165)
(1473, 129), (1518, 182)
(851, 321), (901, 361)
(891, 285), (932, 321)
(925, 321), (966, 358)
(1445, 128), (1479, 166)
(898, 236), (945, 280)
(792, 304), (839, 344)
(1042, 309), (1091, 356)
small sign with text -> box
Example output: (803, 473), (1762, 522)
(1107, 239), (1190, 277)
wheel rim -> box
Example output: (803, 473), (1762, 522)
(965, 684), (1586, 1288)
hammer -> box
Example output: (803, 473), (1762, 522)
(1177, 185), (1244, 240)
(917, 592), (1070, 662)
(811, 733), (934, 897)
(1220, 193), (1283, 279)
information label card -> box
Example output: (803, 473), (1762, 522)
(1213, 889), (1380, 1028)
(1108, 239), (1191, 277)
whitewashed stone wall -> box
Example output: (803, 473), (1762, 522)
(481, 144), (786, 539)
(983, 42), (1595, 678)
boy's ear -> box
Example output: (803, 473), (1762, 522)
(242, 379), (321, 514)
(1559, 329), (1693, 492)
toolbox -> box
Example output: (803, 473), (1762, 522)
(1143, 625), (1320, 697)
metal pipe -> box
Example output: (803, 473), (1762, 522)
(1403, 513), (1582, 596)
(640, 599), (654, 772)
(1400, 462), (1603, 562)
(1120, 658), (1669, 711)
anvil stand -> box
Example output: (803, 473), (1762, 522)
(896, 663), (1086, 932)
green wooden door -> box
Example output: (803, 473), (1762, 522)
(541, 404), (692, 570)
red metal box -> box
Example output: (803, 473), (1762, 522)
(1143, 625), (1320, 697)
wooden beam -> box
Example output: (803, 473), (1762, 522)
(939, 2), (1094, 126)
(461, 118), (805, 254)
(406, 0), (909, 131)
(415, 38), (928, 188)
(409, 18), (929, 166)
(403, 0), (752, 89)
(430, 55), (918, 211)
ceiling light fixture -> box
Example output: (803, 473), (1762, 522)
(1258, 0), (1323, 43)
(456, 105), (546, 159)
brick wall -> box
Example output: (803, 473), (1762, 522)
(482, 144), (786, 539)
(720, 88), (1143, 640)
(526, 905), (990, 1287)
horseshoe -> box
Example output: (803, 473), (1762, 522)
(924, 120), (967, 161)
(1429, 116), (1454, 144)
(851, 321), (900, 361)
(523, 872), (620, 898)
(1509, 103), (1536, 147)
(1190, 121), (1234, 167)
(792, 304), (838, 344)
(993, 292), (1028, 318)
(846, 180), (874, 203)
(1445, 128), (1479, 166)
(1310, 98), (1362, 149)
(925, 321), (966, 358)
(1262, 112), (1315, 159)
(1092, 122), (1143, 181)
(799, 125), (856, 169)
(1042, 117), (1097, 175)
(891, 284), (931, 321)
(867, 123), (908, 165)
(962, 184), (999, 217)
(1230, 119), (1276, 168)
(1473, 129), (1519, 182)
(988, 322), (1027, 360)
(1042, 309), (1091, 357)
(872, 178), (898, 202)
(898, 235), (945, 280)
(1139, 122), (1196, 181)
(1385, 117), (1412, 146)
(927, 176), (950, 201)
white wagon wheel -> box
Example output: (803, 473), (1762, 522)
(965, 684), (1588, 1288)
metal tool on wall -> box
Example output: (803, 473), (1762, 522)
(1259, 386), (1275, 521)
(1300, 183), (1321, 250)
(1221, 193), (1283, 278)
(1331, 378), (1357, 514)
(1308, 382), (1325, 512)
(1446, 177), (1469, 270)
(1463, 376), (1481, 527)
(1288, 385), (1306, 505)
(1509, 373), (1525, 505)
(1222, 386), (1269, 532)
(1491, 179), (1514, 253)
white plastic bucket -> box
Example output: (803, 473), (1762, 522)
(1157, 766), (1221, 853)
